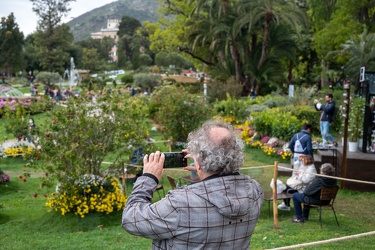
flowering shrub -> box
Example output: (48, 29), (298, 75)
(213, 93), (251, 124)
(234, 120), (255, 145)
(251, 108), (302, 140)
(261, 144), (277, 156)
(46, 175), (126, 218)
(277, 149), (292, 160)
(0, 96), (53, 114)
(3, 146), (34, 157)
(250, 136), (291, 161)
(25, 92), (151, 217)
(0, 168), (10, 184)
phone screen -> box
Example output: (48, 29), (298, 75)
(163, 152), (187, 168)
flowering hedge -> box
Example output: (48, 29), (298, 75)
(46, 175), (125, 218)
(0, 96), (53, 114)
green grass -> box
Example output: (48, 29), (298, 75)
(1, 111), (374, 249)
(1, 154), (375, 249)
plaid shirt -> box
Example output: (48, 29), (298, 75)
(122, 174), (263, 249)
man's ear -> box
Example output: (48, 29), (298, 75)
(195, 162), (202, 170)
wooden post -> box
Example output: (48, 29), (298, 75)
(341, 81), (351, 189)
(121, 161), (127, 196)
(273, 161), (280, 229)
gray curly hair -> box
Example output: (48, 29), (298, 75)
(320, 163), (335, 176)
(187, 119), (244, 175)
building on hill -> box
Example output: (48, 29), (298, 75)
(90, 19), (120, 62)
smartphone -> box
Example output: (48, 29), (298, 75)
(162, 152), (187, 168)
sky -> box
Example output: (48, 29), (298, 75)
(0, 0), (117, 36)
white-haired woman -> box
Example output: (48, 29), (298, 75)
(291, 163), (337, 223)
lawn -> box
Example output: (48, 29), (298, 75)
(1, 112), (375, 249)
(1, 149), (375, 249)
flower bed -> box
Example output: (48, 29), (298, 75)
(1, 140), (35, 158)
(46, 174), (126, 218)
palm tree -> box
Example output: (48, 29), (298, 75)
(236, 0), (307, 86)
(339, 30), (375, 87)
(189, 1), (246, 84)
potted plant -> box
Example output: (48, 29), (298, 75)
(348, 97), (365, 151)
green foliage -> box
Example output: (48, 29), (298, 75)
(176, 82), (202, 94)
(133, 73), (162, 92)
(35, 71), (61, 85)
(151, 65), (160, 73)
(283, 105), (319, 134)
(118, 16), (142, 37)
(138, 54), (153, 66)
(32, 24), (75, 72)
(246, 95), (292, 114)
(213, 93), (253, 124)
(150, 85), (212, 143)
(348, 97), (365, 142)
(154, 52), (194, 69)
(0, 13), (24, 76)
(290, 86), (318, 105)
(207, 77), (243, 102)
(2, 105), (28, 139)
(26, 93), (151, 191)
(121, 74), (134, 84)
(251, 108), (302, 141)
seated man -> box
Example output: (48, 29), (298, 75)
(291, 163), (337, 223)
(122, 119), (263, 249)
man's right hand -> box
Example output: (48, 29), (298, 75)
(143, 151), (165, 181)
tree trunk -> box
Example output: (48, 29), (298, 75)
(287, 60), (293, 85)
(258, 14), (272, 70)
(230, 42), (243, 84)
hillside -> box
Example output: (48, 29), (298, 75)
(68, 0), (159, 41)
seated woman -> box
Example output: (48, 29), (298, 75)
(278, 155), (317, 211)
(291, 163), (337, 223)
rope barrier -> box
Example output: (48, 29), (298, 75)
(277, 165), (375, 185)
(267, 231), (375, 250)
(101, 161), (375, 185)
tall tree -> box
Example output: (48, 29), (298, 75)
(118, 16), (142, 37)
(0, 13), (24, 77)
(339, 30), (375, 90)
(31, 0), (75, 72)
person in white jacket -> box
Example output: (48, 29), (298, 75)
(278, 155), (317, 211)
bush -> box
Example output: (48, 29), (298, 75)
(26, 93), (152, 216)
(281, 105), (319, 134)
(138, 54), (153, 66)
(213, 93), (252, 124)
(46, 175), (125, 218)
(151, 65), (160, 73)
(251, 108), (302, 141)
(150, 85), (212, 143)
(35, 72), (61, 85)
(133, 73), (162, 93)
(121, 74), (134, 84)
(206, 77), (243, 102)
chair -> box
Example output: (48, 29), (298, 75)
(304, 185), (339, 228)
(155, 184), (165, 199)
(167, 175), (178, 189)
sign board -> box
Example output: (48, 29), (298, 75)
(288, 85), (294, 97)
(360, 67), (365, 82)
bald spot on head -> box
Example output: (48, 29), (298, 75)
(208, 127), (232, 147)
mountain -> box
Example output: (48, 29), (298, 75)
(67, 0), (159, 41)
